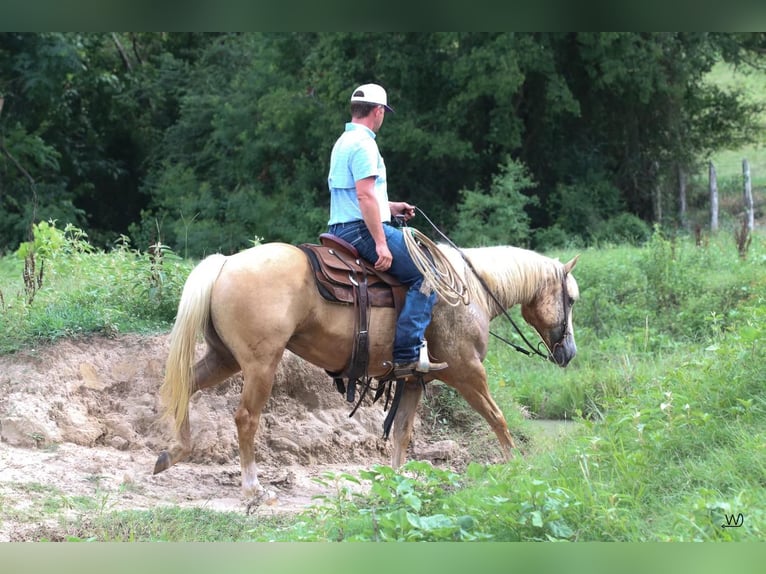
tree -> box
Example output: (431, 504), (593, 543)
(522, 32), (762, 228)
(2, 33), (763, 255)
(452, 157), (537, 247)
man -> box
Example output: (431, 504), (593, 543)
(327, 83), (447, 378)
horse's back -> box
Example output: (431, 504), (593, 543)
(226, 241), (309, 272)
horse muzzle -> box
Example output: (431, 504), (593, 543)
(550, 336), (576, 367)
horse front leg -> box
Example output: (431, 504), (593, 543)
(391, 381), (424, 468)
(442, 362), (517, 461)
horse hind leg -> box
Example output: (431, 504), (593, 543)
(235, 358), (282, 504)
(154, 347), (240, 474)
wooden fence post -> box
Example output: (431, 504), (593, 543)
(709, 161), (719, 232)
(743, 158), (754, 231)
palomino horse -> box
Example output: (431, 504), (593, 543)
(154, 241), (579, 500)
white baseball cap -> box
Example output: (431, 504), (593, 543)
(350, 83), (395, 113)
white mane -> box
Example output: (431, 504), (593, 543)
(437, 244), (565, 316)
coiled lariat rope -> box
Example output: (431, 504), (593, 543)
(400, 221), (469, 307)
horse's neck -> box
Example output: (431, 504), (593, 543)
(461, 246), (558, 317)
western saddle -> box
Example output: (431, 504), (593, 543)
(299, 233), (407, 400)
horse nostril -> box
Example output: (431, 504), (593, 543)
(553, 344), (574, 367)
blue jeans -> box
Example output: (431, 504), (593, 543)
(328, 221), (437, 364)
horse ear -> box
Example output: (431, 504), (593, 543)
(563, 254), (580, 274)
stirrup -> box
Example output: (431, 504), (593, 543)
(392, 359), (448, 378)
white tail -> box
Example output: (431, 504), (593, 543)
(160, 253), (228, 434)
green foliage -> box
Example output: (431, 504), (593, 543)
(532, 224), (572, 250)
(0, 122), (85, 251)
(547, 173), (627, 244)
(0, 33), (152, 250)
(456, 466), (577, 541)
(593, 213), (652, 246)
(452, 157), (538, 247)
(132, 35), (329, 255)
(571, 227), (762, 345)
(290, 461), (490, 541)
(4, 33), (765, 254)
(16, 220), (91, 260)
(15, 220), (60, 268)
(535, 211), (650, 250)
(0, 220), (190, 352)
(639, 225), (694, 312)
(286, 461), (580, 542)
(72, 507), (279, 542)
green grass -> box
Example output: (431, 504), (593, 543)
(65, 507), (290, 542)
(709, 144), (766, 188)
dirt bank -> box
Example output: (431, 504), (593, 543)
(0, 334), (480, 541)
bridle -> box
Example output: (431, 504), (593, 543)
(488, 270), (573, 365)
(546, 272), (574, 364)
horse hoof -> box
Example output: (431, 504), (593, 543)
(263, 489), (279, 506)
(153, 451), (171, 474)
(244, 489), (278, 514)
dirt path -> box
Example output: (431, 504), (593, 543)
(0, 334), (476, 541)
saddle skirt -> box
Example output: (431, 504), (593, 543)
(299, 233), (406, 309)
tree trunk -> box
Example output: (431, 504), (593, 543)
(678, 164), (687, 229)
(652, 161), (662, 224)
(709, 161), (719, 233)
(743, 158), (754, 231)
(111, 33), (133, 71)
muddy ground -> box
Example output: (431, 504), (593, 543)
(0, 334), (505, 541)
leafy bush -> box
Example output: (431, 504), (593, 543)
(592, 213), (652, 245)
(532, 225), (579, 252)
(292, 461), (487, 541)
(452, 157), (538, 247)
(549, 174), (624, 242)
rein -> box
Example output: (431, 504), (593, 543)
(408, 207), (560, 362)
